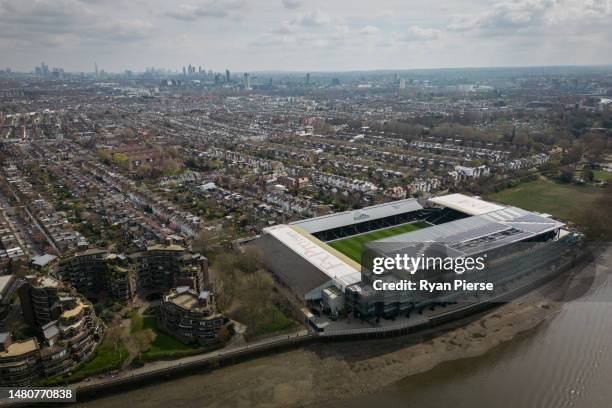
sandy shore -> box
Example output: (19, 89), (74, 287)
(80, 255), (601, 408)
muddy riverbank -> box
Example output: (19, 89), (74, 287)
(79, 249), (605, 408)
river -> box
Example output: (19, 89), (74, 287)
(338, 247), (612, 408)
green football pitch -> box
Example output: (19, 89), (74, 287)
(327, 221), (429, 263)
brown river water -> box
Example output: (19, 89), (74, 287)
(337, 249), (612, 408)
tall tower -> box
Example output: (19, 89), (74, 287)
(225, 69), (230, 83)
(95, 62), (99, 79)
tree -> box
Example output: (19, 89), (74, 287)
(582, 132), (608, 162)
(162, 158), (181, 176)
(133, 328), (156, 358)
(210, 251), (240, 312)
(122, 128), (136, 138)
(105, 326), (124, 355)
(577, 184), (612, 241)
(96, 148), (112, 164)
(217, 325), (231, 342)
(581, 166), (594, 182)
(559, 168), (574, 184)
(237, 270), (275, 335)
(112, 152), (130, 170)
(192, 228), (215, 255)
(236, 246), (263, 274)
(560, 147), (583, 165)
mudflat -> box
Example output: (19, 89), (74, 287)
(80, 250), (603, 408)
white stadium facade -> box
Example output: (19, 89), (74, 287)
(253, 193), (577, 320)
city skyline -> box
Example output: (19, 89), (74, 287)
(1, 0), (611, 72)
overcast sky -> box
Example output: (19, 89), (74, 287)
(1, 0), (611, 73)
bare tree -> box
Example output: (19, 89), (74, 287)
(133, 328), (156, 358)
(192, 228), (215, 255)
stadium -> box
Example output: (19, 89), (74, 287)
(253, 193), (578, 324)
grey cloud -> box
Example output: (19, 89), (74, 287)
(0, 0), (96, 29)
(449, 0), (557, 33)
(281, 0), (301, 10)
(0, 0), (152, 48)
(401, 26), (442, 41)
(1, 0), (612, 72)
(165, 0), (245, 21)
(584, 0), (611, 14)
(83, 20), (154, 44)
(270, 21), (297, 35)
(359, 25), (380, 35)
(292, 9), (333, 26)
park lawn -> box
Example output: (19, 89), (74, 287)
(593, 169), (612, 182)
(141, 316), (197, 355)
(328, 221), (429, 263)
(71, 335), (128, 377)
(39, 333), (129, 385)
(486, 177), (603, 223)
(249, 306), (297, 338)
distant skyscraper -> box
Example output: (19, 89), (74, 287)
(306, 73), (311, 85)
(243, 73), (251, 89)
(95, 62), (99, 79)
(225, 69), (231, 83)
(40, 62), (49, 76)
(399, 78), (406, 89)
(182, 66), (187, 76)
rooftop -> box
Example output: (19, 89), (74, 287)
(31, 253), (58, 267)
(263, 224), (361, 290)
(376, 205), (565, 256)
(61, 298), (86, 319)
(170, 292), (199, 310)
(0, 338), (39, 357)
(428, 193), (505, 215)
(166, 287), (212, 312)
(0, 275), (15, 298)
(291, 198), (423, 234)
(147, 244), (185, 252)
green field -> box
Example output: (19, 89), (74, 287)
(247, 305), (297, 339)
(328, 221), (429, 263)
(593, 170), (612, 182)
(38, 333), (129, 385)
(486, 177), (603, 223)
(141, 316), (206, 359)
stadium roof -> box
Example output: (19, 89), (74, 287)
(262, 224), (361, 289)
(291, 198), (423, 234)
(428, 193), (505, 215)
(258, 193), (567, 297)
(376, 205), (564, 256)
